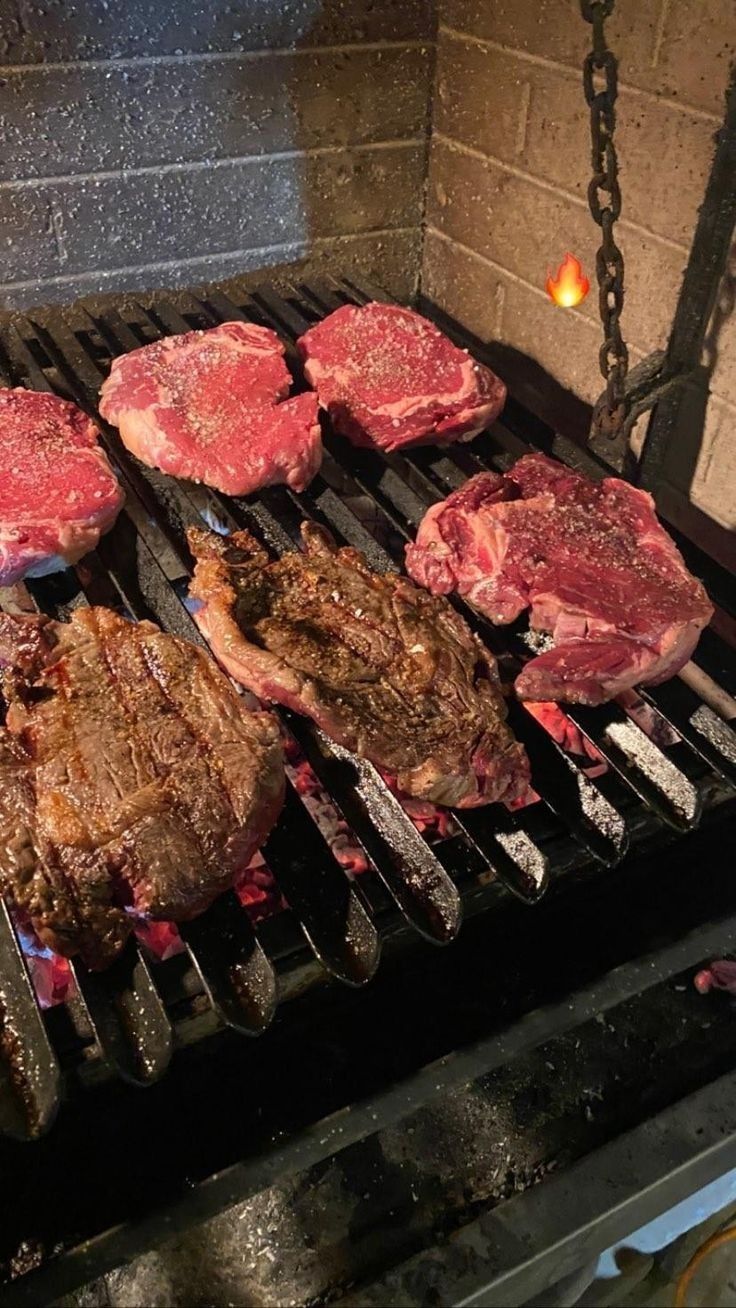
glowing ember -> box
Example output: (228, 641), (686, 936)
(546, 253), (590, 308)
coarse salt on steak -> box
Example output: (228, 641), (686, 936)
(405, 453), (713, 705)
(98, 320), (322, 496)
(297, 302), (506, 452)
(187, 522), (530, 809)
(0, 388), (124, 587)
(0, 607), (284, 969)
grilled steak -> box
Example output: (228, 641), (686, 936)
(405, 453), (713, 705)
(98, 321), (322, 496)
(0, 388), (124, 586)
(0, 608), (284, 968)
(187, 523), (530, 808)
(297, 302), (506, 452)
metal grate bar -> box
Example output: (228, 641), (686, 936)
(180, 894), (277, 1036)
(0, 902), (60, 1141)
(638, 679), (736, 787)
(70, 944), (172, 1087)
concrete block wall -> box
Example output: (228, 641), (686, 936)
(0, 0), (435, 307)
(422, 0), (736, 534)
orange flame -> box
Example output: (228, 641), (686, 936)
(546, 253), (590, 308)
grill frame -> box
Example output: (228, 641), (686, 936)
(0, 273), (735, 1300)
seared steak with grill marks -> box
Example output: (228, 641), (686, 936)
(405, 453), (713, 704)
(187, 523), (530, 808)
(0, 608), (284, 968)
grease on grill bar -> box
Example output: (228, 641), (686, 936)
(0, 275), (733, 1141)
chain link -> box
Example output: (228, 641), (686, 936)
(580, 0), (629, 439)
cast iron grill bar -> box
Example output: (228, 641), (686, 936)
(0, 901), (60, 1141)
(180, 893), (277, 1035)
(24, 310), (382, 989)
(69, 944), (173, 1087)
(636, 679), (736, 787)
(271, 279), (709, 833)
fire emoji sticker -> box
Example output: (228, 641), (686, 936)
(546, 253), (590, 308)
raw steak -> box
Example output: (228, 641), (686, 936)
(98, 321), (322, 496)
(297, 302), (506, 452)
(405, 453), (713, 705)
(0, 388), (124, 587)
(0, 608), (284, 968)
(187, 522), (530, 808)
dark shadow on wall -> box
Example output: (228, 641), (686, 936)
(639, 63), (736, 555)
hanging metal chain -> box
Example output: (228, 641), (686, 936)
(580, 0), (630, 441)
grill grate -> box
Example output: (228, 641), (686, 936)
(0, 274), (734, 1141)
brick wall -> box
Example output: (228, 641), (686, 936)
(422, 0), (736, 535)
(0, 0), (435, 308)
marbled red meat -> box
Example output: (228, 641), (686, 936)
(405, 453), (712, 705)
(0, 388), (124, 586)
(297, 302), (506, 452)
(99, 321), (321, 496)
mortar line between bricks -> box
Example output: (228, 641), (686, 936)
(651, 0), (673, 70)
(432, 132), (692, 256)
(439, 25), (723, 125)
(0, 38), (431, 75)
(425, 225), (647, 362)
(0, 137), (425, 192)
(0, 226), (421, 295)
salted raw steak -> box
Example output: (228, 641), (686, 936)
(0, 388), (124, 586)
(405, 453), (713, 705)
(297, 302), (506, 451)
(187, 522), (530, 809)
(99, 321), (322, 496)
(0, 608), (284, 968)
